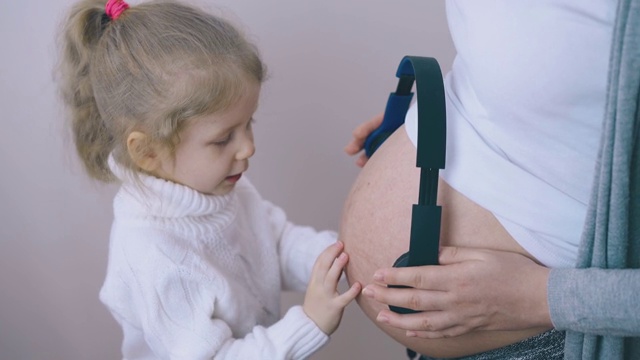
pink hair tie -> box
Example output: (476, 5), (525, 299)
(105, 0), (129, 21)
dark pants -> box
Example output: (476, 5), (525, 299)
(415, 329), (565, 360)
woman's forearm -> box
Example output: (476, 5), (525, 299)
(549, 268), (640, 337)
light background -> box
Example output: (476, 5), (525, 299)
(0, 0), (455, 358)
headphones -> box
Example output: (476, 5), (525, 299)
(363, 56), (446, 314)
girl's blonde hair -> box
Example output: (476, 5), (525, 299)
(57, 0), (265, 181)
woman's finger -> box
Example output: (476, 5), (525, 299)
(406, 324), (475, 339)
(437, 246), (489, 265)
(376, 308), (474, 334)
(344, 113), (385, 155)
(352, 113), (384, 140)
(362, 283), (450, 312)
(344, 141), (363, 155)
(373, 265), (451, 290)
(355, 153), (369, 167)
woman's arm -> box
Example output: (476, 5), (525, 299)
(549, 268), (640, 337)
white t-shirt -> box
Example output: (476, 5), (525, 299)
(405, 0), (617, 267)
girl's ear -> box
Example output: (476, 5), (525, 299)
(126, 131), (162, 172)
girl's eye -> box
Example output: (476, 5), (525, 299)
(211, 134), (232, 146)
(210, 118), (254, 146)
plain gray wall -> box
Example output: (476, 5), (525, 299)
(0, 0), (454, 358)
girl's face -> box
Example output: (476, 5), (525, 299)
(154, 83), (260, 196)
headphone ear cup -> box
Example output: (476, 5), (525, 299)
(388, 252), (419, 314)
(392, 251), (410, 268)
(364, 131), (394, 157)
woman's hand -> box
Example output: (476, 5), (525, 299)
(344, 113), (384, 167)
(361, 246), (553, 338)
(303, 241), (362, 335)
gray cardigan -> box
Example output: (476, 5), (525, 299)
(547, 0), (640, 358)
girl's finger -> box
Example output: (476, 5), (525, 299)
(325, 252), (348, 287)
(312, 241), (344, 279)
(335, 282), (362, 307)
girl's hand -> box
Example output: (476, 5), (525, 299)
(344, 113), (384, 167)
(303, 241), (362, 335)
(361, 246), (552, 338)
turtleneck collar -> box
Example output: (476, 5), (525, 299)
(108, 154), (236, 219)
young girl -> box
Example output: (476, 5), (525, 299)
(57, 0), (361, 358)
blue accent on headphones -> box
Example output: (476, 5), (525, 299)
(363, 89), (413, 158)
(363, 56), (446, 314)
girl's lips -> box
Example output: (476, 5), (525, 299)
(226, 173), (242, 183)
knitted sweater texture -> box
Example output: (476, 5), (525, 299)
(100, 160), (334, 359)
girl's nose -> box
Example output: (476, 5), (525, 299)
(236, 138), (255, 160)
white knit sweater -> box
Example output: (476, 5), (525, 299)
(99, 159), (335, 359)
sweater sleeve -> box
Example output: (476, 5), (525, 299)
(132, 262), (329, 359)
(548, 268), (640, 336)
(264, 200), (339, 292)
(217, 306), (329, 360)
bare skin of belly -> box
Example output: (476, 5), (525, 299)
(339, 125), (549, 358)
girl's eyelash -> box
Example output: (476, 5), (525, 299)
(212, 134), (232, 146)
(211, 118), (254, 145)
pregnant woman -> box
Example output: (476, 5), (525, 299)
(340, 0), (626, 358)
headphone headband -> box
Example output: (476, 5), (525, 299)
(363, 56), (447, 314)
(363, 56), (446, 169)
(397, 56), (446, 170)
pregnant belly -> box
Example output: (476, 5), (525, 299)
(339, 125), (549, 358)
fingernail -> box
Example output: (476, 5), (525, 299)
(373, 272), (383, 282)
(406, 331), (416, 337)
(377, 314), (389, 323)
(339, 253), (347, 260)
(362, 287), (374, 298)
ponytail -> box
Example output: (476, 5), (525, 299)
(58, 0), (115, 181)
